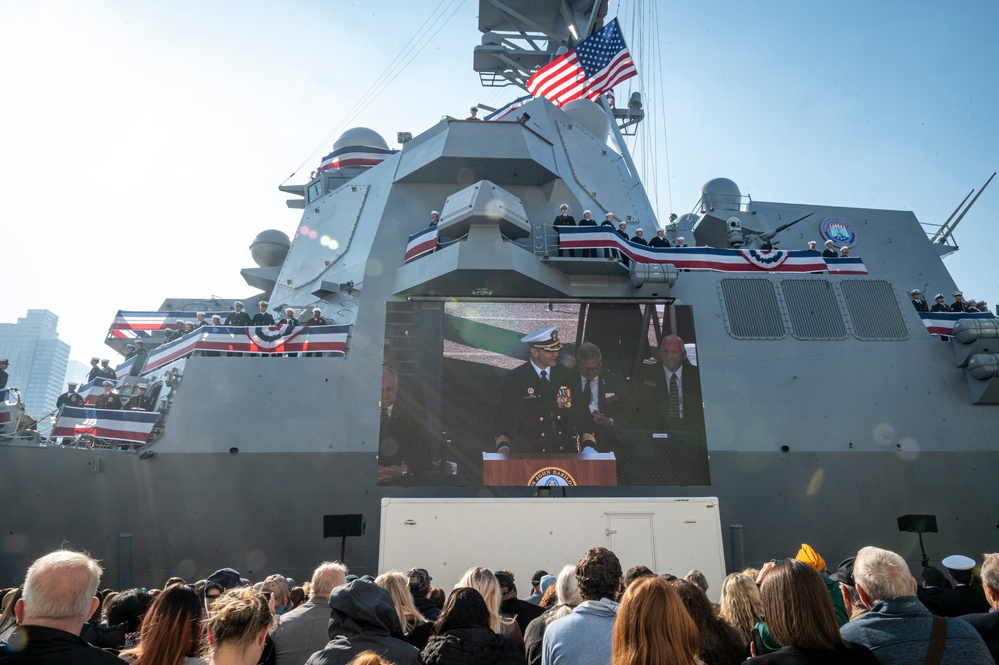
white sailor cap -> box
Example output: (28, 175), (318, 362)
(521, 326), (563, 351)
(431, 210), (439, 216)
(91, 357), (100, 362)
(935, 294), (945, 300)
(313, 307), (322, 313)
(234, 301), (244, 307)
(101, 359), (110, 363)
(68, 382), (77, 387)
(138, 384), (148, 390)
(942, 554), (976, 571)
(197, 311), (206, 316)
(212, 314), (222, 321)
(910, 289), (921, 295)
(825, 239), (834, 246)
(560, 203), (568, 210)
(677, 236), (685, 242)
(953, 291), (963, 297)
(176, 318), (185, 324)
(605, 211), (614, 218)
(583, 209), (591, 216)
(808, 240), (817, 245)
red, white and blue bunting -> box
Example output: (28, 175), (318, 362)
(405, 226), (439, 263)
(78, 377), (120, 405)
(141, 324), (351, 374)
(559, 227), (867, 274)
(52, 406), (159, 444)
(319, 145), (397, 171)
(108, 311), (227, 339)
(919, 311), (996, 336)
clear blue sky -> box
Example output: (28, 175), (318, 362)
(1, 1), (996, 374)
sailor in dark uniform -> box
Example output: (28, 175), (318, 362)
(125, 384), (155, 411)
(494, 327), (594, 455)
(577, 209), (597, 257)
(251, 300), (275, 326)
(196, 311), (209, 328)
(822, 240), (839, 257)
(429, 210), (440, 227)
(931, 294), (948, 312)
(129, 340), (148, 376)
(98, 359), (117, 380)
(553, 204), (576, 257)
(94, 381), (122, 410)
(631, 228), (649, 246)
(617, 221), (631, 266)
(649, 228), (671, 248)
(225, 301), (252, 326)
(950, 291), (970, 313)
(87, 357), (101, 382)
(910, 289), (929, 312)
(164, 319), (186, 342)
(304, 308), (327, 325)
(0, 359), (7, 390)
(466, 106), (481, 120)
(600, 213), (617, 259)
(279, 308), (299, 326)
(57, 383), (85, 409)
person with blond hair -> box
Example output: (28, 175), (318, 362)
(421, 587), (525, 665)
(375, 572), (432, 650)
(611, 576), (700, 665)
(718, 573), (763, 647)
(744, 559), (876, 664)
(204, 587), (272, 665)
(453, 567), (521, 647)
(0, 550), (122, 664)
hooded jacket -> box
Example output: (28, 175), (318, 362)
(304, 581), (420, 665)
(541, 598), (619, 665)
(421, 625), (526, 665)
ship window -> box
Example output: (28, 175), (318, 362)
(781, 279), (847, 340)
(720, 278), (785, 339)
(840, 280), (909, 340)
(308, 180), (324, 202)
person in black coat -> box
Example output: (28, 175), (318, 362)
(251, 301), (276, 326)
(930, 294), (948, 312)
(571, 342), (637, 453)
(379, 367), (433, 484)
(552, 204), (576, 257)
(822, 240), (838, 258)
(0, 359), (8, 390)
(649, 228), (671, 247)
(94, 382), (122, 410)
(910, 289), (929, 312)
(630, 228), (648, 246)
(224, 301), (252, 326)
(576, 210), (597, 257)
(421, 587), (526, 665)
(950, 291), (970, 313)
(56, 383), (85, 409)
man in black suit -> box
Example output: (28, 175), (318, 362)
(637, 334), (703, 430)
(552, 204), (576, 257)
(251, 300), (275, 326)
(379, 366), (433, 484)
(494, 327), (594, 454)
(572, 342), (636, 453)
(959, 553), (999, 663)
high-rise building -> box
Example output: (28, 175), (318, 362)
(0, 310), (70, 412)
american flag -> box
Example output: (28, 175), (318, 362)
(526, 18), (637, 107)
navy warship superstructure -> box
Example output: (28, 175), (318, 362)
(2, 0), (997, 586)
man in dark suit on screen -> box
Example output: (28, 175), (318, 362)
(637, 334), (703, 430)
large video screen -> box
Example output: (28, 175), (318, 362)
(378, 300), (709, 487)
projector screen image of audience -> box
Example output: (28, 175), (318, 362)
(378, 300), (710, 487)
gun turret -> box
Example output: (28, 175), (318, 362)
(740, 212), (814, 250)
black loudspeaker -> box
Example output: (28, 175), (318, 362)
(324, 514), (365, 538)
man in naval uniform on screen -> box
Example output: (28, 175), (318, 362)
(494, 327), (594, 455)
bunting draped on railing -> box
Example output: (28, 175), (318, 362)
(52, 406), (159, 444)
(108, 311), (227, 339)
(405, 226), (439, 262)
(141, 324), (351, 374)
(919, 311), (996, 336)
(78, 377), (120, 405)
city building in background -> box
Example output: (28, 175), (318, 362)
(0, 309), (70, 413)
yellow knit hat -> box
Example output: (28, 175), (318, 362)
(796, 543), (825, 572)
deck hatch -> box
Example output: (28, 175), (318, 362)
(781, 279), (847, 340)
(720, 278), (785, 339)
(840, 280), (909, 340)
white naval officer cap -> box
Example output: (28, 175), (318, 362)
(521, 326), (563, 351)
(910, 289), (921, 295)
(935, 294), (945, 300)
(941, 554), (975, 571)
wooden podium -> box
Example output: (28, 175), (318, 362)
(482, 452), (617, 487)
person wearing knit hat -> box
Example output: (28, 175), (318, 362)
(794, 543), (849, 626)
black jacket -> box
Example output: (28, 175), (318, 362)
(1, 625), (124, 663)
(421, 626), (525, 665)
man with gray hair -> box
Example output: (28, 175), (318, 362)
(0, 550), (123, 663)
(840, 545), (991, 665)
(272, 561), (349, 665)
(958, 553), (999, 662)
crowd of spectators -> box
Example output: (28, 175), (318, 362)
(3, 543), (998, 665)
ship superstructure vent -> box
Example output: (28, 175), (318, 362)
(719, 279), (785, 339)
(782, 280), (847, 340)
(840, 280), (909, 340)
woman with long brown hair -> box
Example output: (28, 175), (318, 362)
(120, 583), (207, 665)
(611, 576), (701, 665)
(744, 559), (878, 664)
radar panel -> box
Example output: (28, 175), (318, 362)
(782, 279), (847, 340)
(720, 278), (785, 339)
(841, 280), (909, 341)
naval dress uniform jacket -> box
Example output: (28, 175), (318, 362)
(124, 395), (155, 411)
(251, 312), (276, 326)
(649, 236), (671, 248)
(56, 391), (85, 409)
(94, 393), (122, 410)
(931, 303), (949, 312)
(224, 310), (252, 326)
(553, 213), (576, 257)
(494, 361), (592, 454)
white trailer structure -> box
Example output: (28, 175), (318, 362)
(379, 497), (726, 602)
